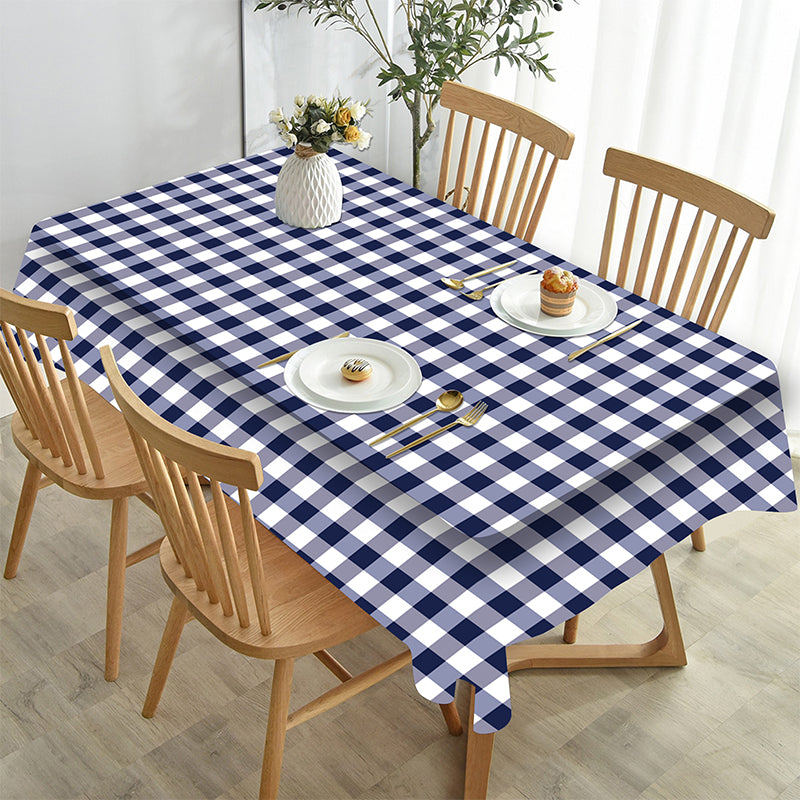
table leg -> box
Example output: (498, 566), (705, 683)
(507, 554), (686, 671)
(461, 555), (685, 798)
(464, 684), (495, 800)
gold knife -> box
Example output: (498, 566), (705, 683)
(567, 320), (643, 361)
(256, 331), (350, 368)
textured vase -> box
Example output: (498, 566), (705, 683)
(274, 145), (342, 229)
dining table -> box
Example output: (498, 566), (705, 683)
(13, 146), (797, 797)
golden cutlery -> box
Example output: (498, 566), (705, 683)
(441, 259), (517, 290)
(461, 269), (539, 301)
(567, 320), (643, 362)
(256, 331), (350, 368)
(386, 402), (488, 458)
(369, 389), (463, 446)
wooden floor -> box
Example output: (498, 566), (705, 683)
(1, 413), (798, 800)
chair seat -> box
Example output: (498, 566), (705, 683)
(160, 493), (379, 660)
(11, 377), (148, 499)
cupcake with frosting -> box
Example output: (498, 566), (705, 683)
(540, 267), (579, 317)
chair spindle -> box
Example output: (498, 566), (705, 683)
(211, 480), (251, 628)
(495, 134), (524, 231)
(452, 115), (474, 211)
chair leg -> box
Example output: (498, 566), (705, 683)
(104, 497), (129, 681)
(563, 614), (579, 643)
(4, 462), (42, 579)
(439, 700), (463, 735)
(260, 658), (295, 800)
(690, 525), (706, 552)
(142, 596), (191, 718)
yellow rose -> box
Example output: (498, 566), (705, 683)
(335, 107), (352, 127)
(343, 125), (360, 143)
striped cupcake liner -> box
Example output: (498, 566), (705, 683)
(540, 285), (578, 317)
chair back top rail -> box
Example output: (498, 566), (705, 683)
(100, 344), (269, 634)
(101, 343), (262, 489)
(598, 148), (775, 333)
(437, 81), (574, 243)
(603, 148), (774, 238)
(0, 289), (78, 340)
(0, 288), (102, 476)
(440, 81), (575, 157)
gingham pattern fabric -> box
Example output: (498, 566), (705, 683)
(14, 149), (796, 733)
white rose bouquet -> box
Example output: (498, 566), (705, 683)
(269, 95), (372, 154)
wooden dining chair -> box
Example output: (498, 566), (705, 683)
(437, 80), (575, 242)
(99, 345), (462, 799)
(0, 288), (161, 680)
(561, 148), (775, 645)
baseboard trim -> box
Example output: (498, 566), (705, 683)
(788, 430), (800, 460)
(0, 382), (11, 418)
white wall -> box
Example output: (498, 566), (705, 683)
(0, 0), (243, 415)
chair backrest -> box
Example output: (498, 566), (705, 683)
(100, 345), (271, 635)
(598, 147), (775, 333)
(437, 81), (574, 242)
(0, 288), (105, 478)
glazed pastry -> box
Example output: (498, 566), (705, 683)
(341, 358), (373, 382)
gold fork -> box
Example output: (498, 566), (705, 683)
(461, 270), (538, 301)
(385, 402), (488, 458)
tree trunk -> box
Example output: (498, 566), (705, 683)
(411, 90), (422, 189)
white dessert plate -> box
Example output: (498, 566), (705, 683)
(491, 274), (617, 337)
(285, 337), (422, 413)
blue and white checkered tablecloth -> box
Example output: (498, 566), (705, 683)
(15, 148), (796, 733)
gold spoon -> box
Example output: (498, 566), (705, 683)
(441, 259), (517, 290)
(461, 269), (539, 301)
(369, 389), (464, 446)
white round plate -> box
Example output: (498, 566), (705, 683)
(491, 274), (617, 337)
(285, 337), (422, 413)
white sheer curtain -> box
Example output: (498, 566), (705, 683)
(244, 0), (800, 450)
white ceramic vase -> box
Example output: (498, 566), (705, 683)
(274, 145), (343, 229)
